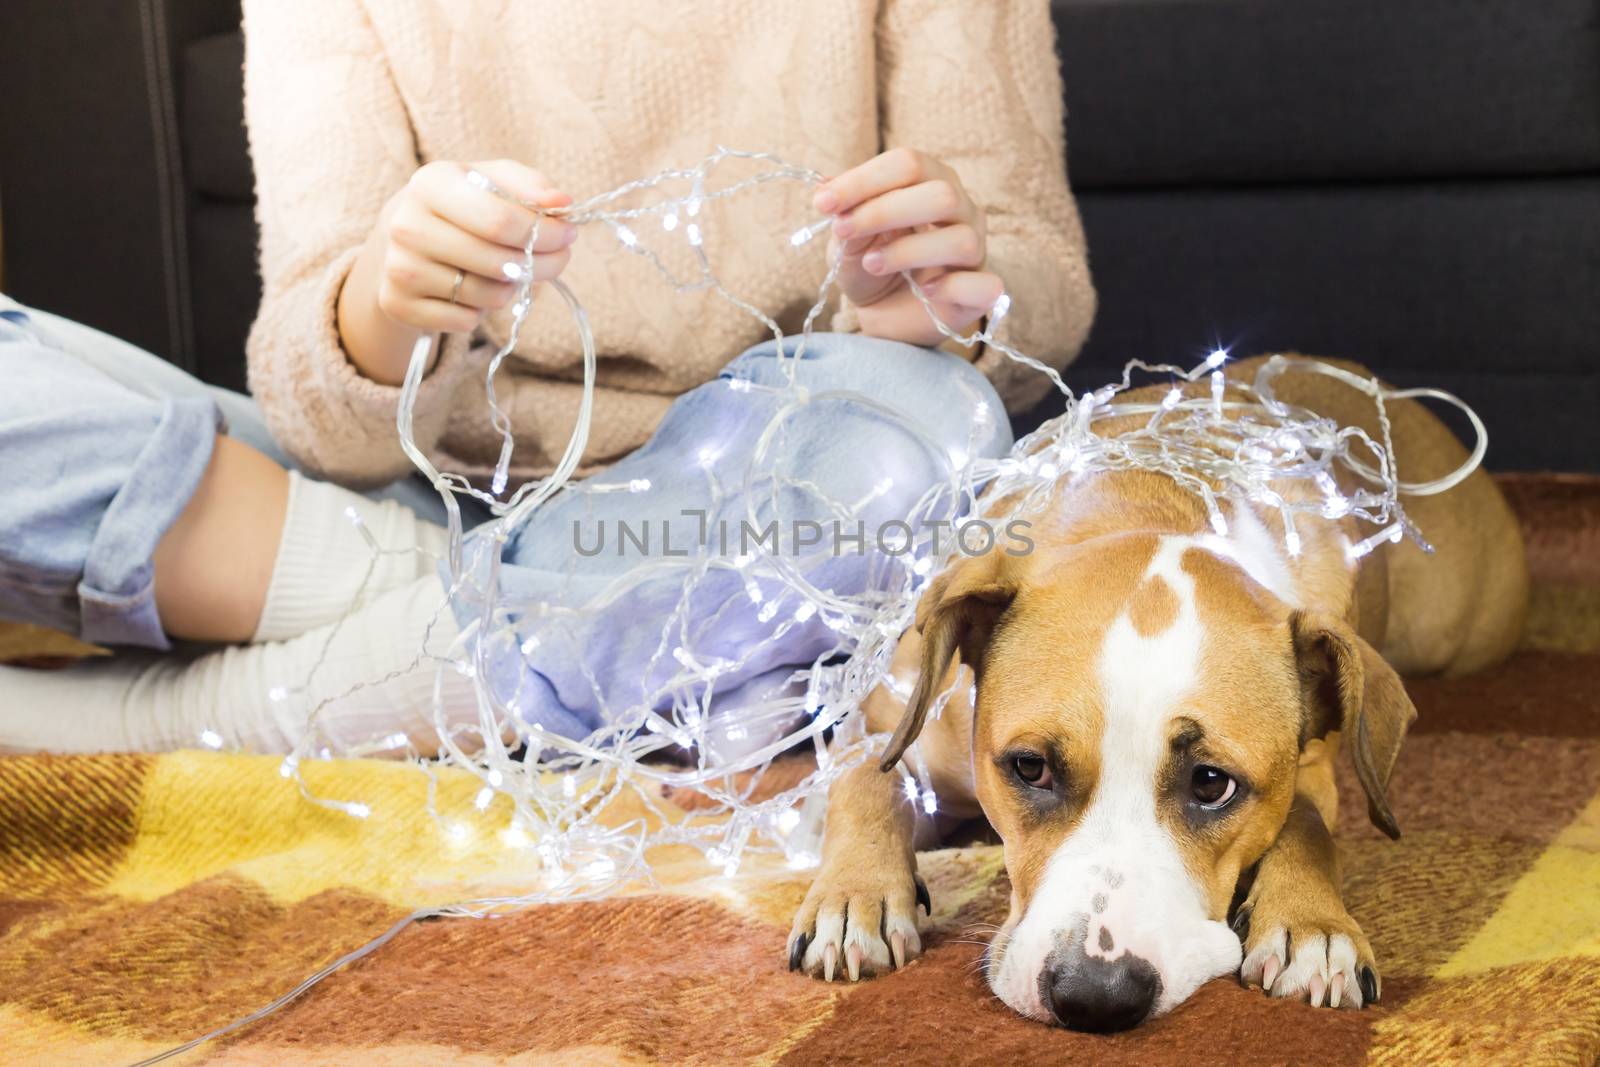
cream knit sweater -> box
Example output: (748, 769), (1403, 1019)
(242, 0), (1095, 487)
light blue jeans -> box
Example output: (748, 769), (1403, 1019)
(0, 294), (1010, 738)
(0, 295), (477, 650)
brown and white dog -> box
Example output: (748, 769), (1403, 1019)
(787, 356), (1527, 1031)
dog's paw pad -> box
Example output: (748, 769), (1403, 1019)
(787, 869), (924, 982)
(1238, 916), (1379, 1010)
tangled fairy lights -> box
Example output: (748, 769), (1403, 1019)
(131, 145), (1490, 1064)
(245, 146), (1487, 895)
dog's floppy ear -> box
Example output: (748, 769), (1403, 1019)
(1290, 611), (1418, 839)
(879, 553), (1019, 771)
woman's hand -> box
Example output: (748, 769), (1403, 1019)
(813, 148), (1003, 352)
(338, 160), (578, 386)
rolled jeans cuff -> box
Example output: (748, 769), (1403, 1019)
(76, 395), (220, 648)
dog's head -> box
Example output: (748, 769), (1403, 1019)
(880, 531), (1415, 1030)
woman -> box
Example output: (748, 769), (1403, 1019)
(0, 0), (1093, 754)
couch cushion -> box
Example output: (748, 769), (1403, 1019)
(183, 30), (251, 202)
(1054, 0), (1600, 189)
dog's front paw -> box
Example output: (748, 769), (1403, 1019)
(787, 860), (930, 982)
(1234, 897), (1380, 1009)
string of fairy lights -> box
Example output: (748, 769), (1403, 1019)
(133, 145), (1489, 1064)
(216, 145), (1488, 891)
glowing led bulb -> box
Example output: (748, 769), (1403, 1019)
(662, 212), (679, 231)
(581, 857), (617, 880)
(344, 802), (371, 820)
(474, 787), (495, 811)
(1163, 387), (1184, 410)
(487, 769), (504, 788)
(616, 225), (638, 247)
(792, 602), (817, 623)
(903, 774), (919, 802)
(922, 791), (938, 815)
(1205, 348), (1230, 369)
(198, 729), (224, 750)
(628, 477), (651, 492)
(1209, 505), (1230, 537)
(989, 292), (1012, 324)
(268, 685), (287, 702)
(777, 808), (801, 834)
(520, 634), (541, 655)
(1284, 527), (1302, 557)
(562, 775), (577, 798)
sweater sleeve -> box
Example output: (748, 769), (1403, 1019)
(242, 0), (475, 487)
(847, 0), (1096, 413)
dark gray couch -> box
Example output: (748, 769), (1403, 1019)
(2, 0), (1596, 470)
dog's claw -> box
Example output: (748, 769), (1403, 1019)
(846, 943), (863, 982)
(1231, 907), (1251, 940)
(914, 876), (931, 915)
(788, 931), (808, 973)
(1309, 973), (1327, 1008)
(1261, 954), (1281, 993)
(823, 942), (838, 982)
(890, 930), (907, 970)
(1360, 966), (1380, 1004)
(1329, 972), (1344, 1009)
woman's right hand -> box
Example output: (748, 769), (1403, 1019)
(338, 160), (578, 385)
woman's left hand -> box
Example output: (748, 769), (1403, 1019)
(814, 148), (1004, 351)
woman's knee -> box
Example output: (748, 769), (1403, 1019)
(720, 332), (1011, 460)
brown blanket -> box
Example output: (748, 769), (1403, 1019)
(3, 473), (1598, 1065)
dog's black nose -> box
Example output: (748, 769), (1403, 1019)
(1045, 951), (1160, 1032)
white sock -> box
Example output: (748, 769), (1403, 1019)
(252, 472), (451, 643)
(0, 574), (482, 757)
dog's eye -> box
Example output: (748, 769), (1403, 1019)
(1013, 754), (1053, 789)
(1191, 765), (1237, 808)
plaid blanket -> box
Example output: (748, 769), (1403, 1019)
(3, 473), (1598, 1066)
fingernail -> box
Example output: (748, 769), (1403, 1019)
(862, 250), (884, 273)
(832, 215), (854, 239)
(501, 261), (525, 281)
(813, 188), (837, 214)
